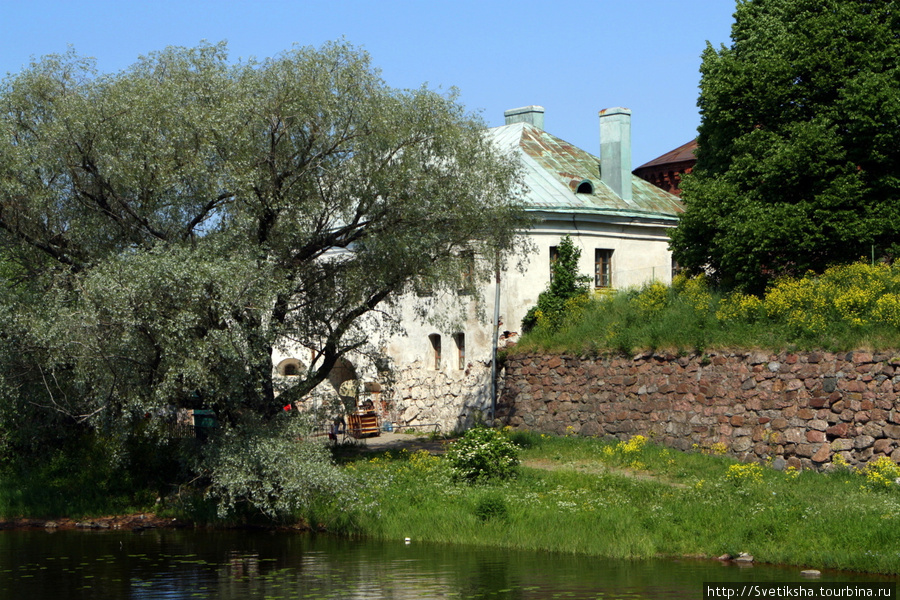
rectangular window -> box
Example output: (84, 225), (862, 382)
(549, 246), (559, 282)
(429, 334), (442, 370)
(595, 249), (613, 288)
(458, 251), (475, 295)
(453, 333), (465, 370)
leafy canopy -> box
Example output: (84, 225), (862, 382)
(670, 0), (900, 292)
(0, 41), (525, 488)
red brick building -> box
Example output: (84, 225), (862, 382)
(632, 138), (697, 196)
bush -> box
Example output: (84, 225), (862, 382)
(444, 426), (520, 483)
(861, 456), (900, 491)
(515, 261), (900, 355)
(521, 234), (591, 333)
(473, 492), (509, 522)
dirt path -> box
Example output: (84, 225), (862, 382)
(521, 458), (689, 488)
(336, 431), (451, 455)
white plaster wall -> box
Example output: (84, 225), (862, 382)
(271, 213), (676, 432)
(500, 215), (675, 334)
(376, 214), (675, 430)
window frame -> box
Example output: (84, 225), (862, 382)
(453, 332), (465, 370)
(428, 334), (442, 370)
(595, 248), (613, 289)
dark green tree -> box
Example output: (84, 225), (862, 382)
(670, 0), (900, 292)
(521, 235), (590, 332)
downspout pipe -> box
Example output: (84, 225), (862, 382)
(490, 257), (501, 424)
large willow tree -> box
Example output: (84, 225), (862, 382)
(0, 42), (524, 455)
(670, 0), (900, 293)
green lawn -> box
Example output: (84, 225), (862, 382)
(326, 432), (900, 574)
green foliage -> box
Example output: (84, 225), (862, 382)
(203, 415), (355, 521)
(724, 463), (765, 486)
(0, 41), (525, 500)
(473, 492), (509, 523)
(0, 431), (178, 518)
(508, 429), (544, 450)
(444, 426), (520, 483)
(521, 235), (591, 333)
(517, 264), (900, 354)
(860, 456), (900, 491)
(671, 0), (900, 292)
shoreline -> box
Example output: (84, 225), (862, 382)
(0, 513), (186, 532)
(0, 512), (891, 579)
(0, 512), (319, 533)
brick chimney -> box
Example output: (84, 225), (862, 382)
(504, 105), (545, 130)
(599, 107), (632, 202)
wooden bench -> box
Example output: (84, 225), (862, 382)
(347, 412), (380, 439)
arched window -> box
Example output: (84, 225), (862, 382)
(428, 334), (442, 370)
(576, 179), (594, 194)
(276, 358), (305, 377)
(453, 333), (465, 370)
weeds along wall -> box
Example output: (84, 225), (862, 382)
(497, 351), (900, 470)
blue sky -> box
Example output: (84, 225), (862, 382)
(1, 0), (736, 166)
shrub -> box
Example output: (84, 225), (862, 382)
(473, 492), (509, 522)
(861, 456), (900, 491)
(724, 463), (764, 485)
(516, 260), (900, 355)
(444, 426), (520, 483)
(634, 281), (670, 317)
(716, 291), (764, 323)
(521, 235), (591, 333)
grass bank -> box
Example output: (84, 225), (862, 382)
(326, 432), (900, 574)
(516, 263), (900, 355)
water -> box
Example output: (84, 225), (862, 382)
(0, 529), (889, 599)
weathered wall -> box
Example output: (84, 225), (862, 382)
(497, 350), (900, 470)
(388, 361), (493, 433)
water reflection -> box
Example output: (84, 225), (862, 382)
(0, 529), (889, 600)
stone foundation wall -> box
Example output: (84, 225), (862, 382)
(497, 350), (900, 470)
(388, 361), (493, 433)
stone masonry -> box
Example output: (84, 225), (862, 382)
(389, 360), (493, 433)
(497, 350), (900, 470)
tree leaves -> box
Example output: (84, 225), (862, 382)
(0, 41), (526, 442)
(672, 0), (900, 292)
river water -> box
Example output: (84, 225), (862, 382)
(0, 529), (890, 599)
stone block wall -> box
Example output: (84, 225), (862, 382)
(389, 361), (493, 433)
(497, 350), (900, 470)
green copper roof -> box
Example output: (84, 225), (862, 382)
(488, 122), (684, 221)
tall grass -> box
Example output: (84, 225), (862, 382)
(515, 264), (900, 355)
(329, 433), (900, 574)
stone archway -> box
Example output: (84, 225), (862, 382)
(327, 357), (358, 394)
(275, 357), (306, 377)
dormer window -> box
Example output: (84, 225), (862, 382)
(576, 179), (594, 194)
